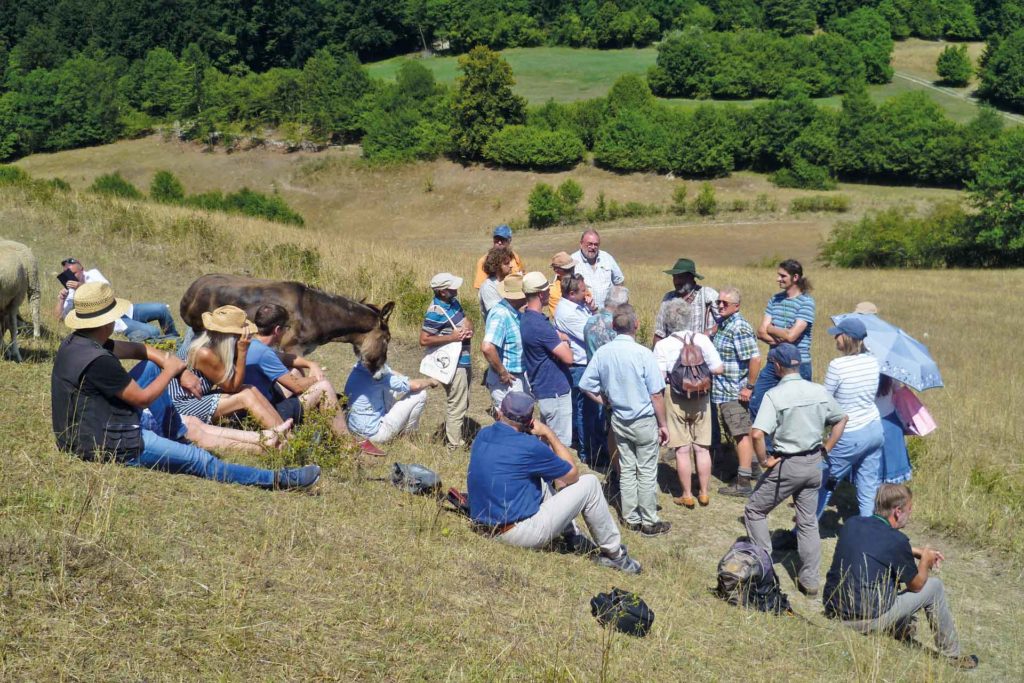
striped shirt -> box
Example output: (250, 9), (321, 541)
(168, 343), (221, 422)
(483, 300), (523, 374)
(712, 313), (760, 404)
(765, 292), (815, 364)
(422, 296), (471, 368)
(824, 353), (881, 431)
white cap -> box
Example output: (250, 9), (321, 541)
(430, 273), (463, 290)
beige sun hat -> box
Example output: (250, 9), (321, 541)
(64, 281), (132, 330)
(497, 273), (526, 301)
(201, 305), (257, 335)
(523, 271), (550, 294)
(854, 301), (879, 315)
(550, 251), (574, 269)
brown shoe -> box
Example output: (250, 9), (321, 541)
(698, 494), (710, 507)
(948, 655), (979, 670)
(673, 496), (696, 509)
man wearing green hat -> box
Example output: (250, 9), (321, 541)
(652, 258), (718, 346)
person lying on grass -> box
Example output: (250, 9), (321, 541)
(466, 391), (641, 574)
(51, 281), (319, 490)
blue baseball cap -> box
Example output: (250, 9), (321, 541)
(768, 343), (801, 368)
(827, 317), (867, 340)
(500, 391), (535, 424)
(493, 224), (513, 240)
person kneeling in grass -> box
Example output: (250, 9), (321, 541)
(466, 392), (640, 574)
(51, 282), (319, 490)
(823, 484), (978, 670)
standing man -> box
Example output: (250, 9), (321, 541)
(554, 274), (597, 461)
(481, 274), (529, 411)
(823, 484), (978, 670)
(548, 251), (594, 316)
(712, 287), (763, 497)
(520, 272), (574, 446)
(744, 343), (847, 597)
(652, 258), (717, 345)
(580, 304), (671, 537)
(420, 272), (474, 450)
(56, 257), (180, 341)
(584, 285), (629, 361)
(467, 392), (641, 574)
(571, 230), (624, 310)
(473, 224), (524, 289)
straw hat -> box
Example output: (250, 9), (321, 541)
(523, 271), (550, 294)
(201, 305), (257, 335)
(497, 274), (526, 301)
(854, 301), (878, 315)
(550, 251), (574, 269)
(64, 282), (132, 330)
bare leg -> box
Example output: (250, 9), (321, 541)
(735, 434), (754, 472)
(213, 386), (286, 429)
(183, 415), (292, 452)
(694, 444), (712, 497)
(299, 379), (339, 411)
(675, 446), (694, 498)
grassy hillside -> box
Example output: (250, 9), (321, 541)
(1, 155), (1023, 679)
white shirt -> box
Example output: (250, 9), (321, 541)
(571, 249), (624, 310)
(653, 331), (724, 375)
(553, 298), (591, 365)
(824, 353), (881, 431)
(62, 268), (132, 333)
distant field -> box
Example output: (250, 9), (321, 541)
(367, 42), (1012, 124)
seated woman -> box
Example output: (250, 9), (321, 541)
(169, 305), (287, 429)
(344, 360), (439, 446)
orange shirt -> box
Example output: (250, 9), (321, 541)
(473, 251), (525, 289)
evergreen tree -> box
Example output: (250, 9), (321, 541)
(763, 0), (816, 36)
(936, 44), (973, 86)
(449, 46), (526, 160)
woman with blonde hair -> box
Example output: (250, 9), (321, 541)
(817, 317), (883, 518)
(169, 305), (287, 429)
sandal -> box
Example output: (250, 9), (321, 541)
(673, 495), (696, 509)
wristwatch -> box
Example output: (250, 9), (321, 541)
(744, 383), (755, 390)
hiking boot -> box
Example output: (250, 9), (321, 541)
(750, 464), (763, 480)
(719, 476), (753, 497)
(625, 522), (644, 533)
(641, 521), (672, 537)
(797, 582), (819, 598)
(275, 464), (321, 490)
(358, 439), (386, 457)
(948, 654), (979, 670)
(673, 495), (696, 509)
(593, 546), (642, 575)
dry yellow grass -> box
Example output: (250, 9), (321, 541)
(1, 146), (1023, 680)
(891, 38), (988, 86)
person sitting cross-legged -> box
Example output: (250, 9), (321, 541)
(50, 282), (319, 490)
(344, 359), (439, 445)
(823, 484), (979, 670)
(466, 391), (641, 574)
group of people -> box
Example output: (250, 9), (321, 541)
(48, 234), (974, 668)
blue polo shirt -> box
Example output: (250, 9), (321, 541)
(823, 515), (919, 620)
(520, 309), (571, 399)
(244, 339), (290, 402)
(467, 422), (572, 526)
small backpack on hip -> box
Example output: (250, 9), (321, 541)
(668, 332), (711, 399)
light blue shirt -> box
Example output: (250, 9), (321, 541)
(344, 363), (411, 437)
(579, 334), (665, 420)
(571, 249), (624, 309)
(553, 298), (590, 365)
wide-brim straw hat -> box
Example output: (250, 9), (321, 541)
(497, 273), (526, 301)
(64, 282), (132, 330)
(202, 305), (257, 335)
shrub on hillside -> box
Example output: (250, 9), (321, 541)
(150, 170), (186, 203)
(936, 45), (973, 86)
(819, 202), (967, 267)
(248, 241), (322, 284)
(483, 125), (584, 169)
(89, 172), (143, 199)
(527, 182), (563, 228)
(691, 182), (718, 215)
(557, 179), (584, 219)
(671, 184), (687, 215)
(593, 109), (670, 172)
(789, 195), (851, 213)
(185, 188), (304, 225)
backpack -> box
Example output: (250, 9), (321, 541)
(668, 331), (711, 399)
(715, 540), (792, 615)
(590, 588), (655, 637)
(390, 463), (442, 496)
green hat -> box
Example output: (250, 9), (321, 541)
(663, 258), (703, 279)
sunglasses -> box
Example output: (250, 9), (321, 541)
(715, 300), (736, 307)
(61, 258), (79, 266)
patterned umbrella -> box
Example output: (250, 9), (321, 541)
(830, 312), (943, 391)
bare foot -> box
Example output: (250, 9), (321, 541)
(263, 418), (294, 449)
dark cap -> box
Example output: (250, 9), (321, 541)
(663, 257), (703, 279)
(768, 343), (801, 368)
(827, 317), (867, 341)
(500, 391), (535, 425)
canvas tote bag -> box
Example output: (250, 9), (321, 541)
(419, 305), (463, 384)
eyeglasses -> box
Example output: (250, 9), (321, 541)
(715, 300), (736, 307)
(61, 258), (79, 266)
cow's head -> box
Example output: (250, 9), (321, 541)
(356, 301), (395, 376)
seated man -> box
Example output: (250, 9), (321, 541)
(56, 258), (180, 341)
(51, 281), (318, 490)
(467, 391), (640, 574)
(344, 359), (438, 445)
(823, 484), (978, 670)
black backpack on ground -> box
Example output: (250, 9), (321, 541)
(390, 463), (442, 496)
(715, 540), (792, 615)
(590, 588), (655, 637)
(668, 331), (711, 399)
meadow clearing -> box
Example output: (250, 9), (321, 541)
(2, 138), (1023, 680)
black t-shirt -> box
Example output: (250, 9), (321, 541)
(823, 515), (919, 620)
(84, 343), (133, 401)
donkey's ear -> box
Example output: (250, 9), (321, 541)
(380, 301), (395, 325)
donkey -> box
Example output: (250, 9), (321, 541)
(180, 274), (395, 373)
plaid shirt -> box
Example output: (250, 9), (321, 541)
(483, 300), (523, 374)
(712, 312), (760, 404)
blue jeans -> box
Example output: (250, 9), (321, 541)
(121, 302), (180, 341)
(816, 419), (884, 518)
(128, 430), (276, 487)
(569, 365), (606, 463)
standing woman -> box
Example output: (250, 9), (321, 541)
(817, 318), (884, 518)
(876, 376), (913, 483)
(479, 246), (513, 320)
(750, 259), (815, 421)
(169, 305), (287, 429)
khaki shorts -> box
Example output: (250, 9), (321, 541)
(718, 400), (752, 437)
(665, 389), (712, 448)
